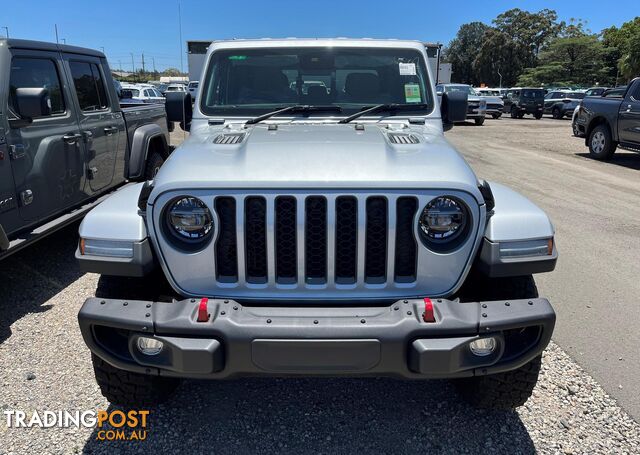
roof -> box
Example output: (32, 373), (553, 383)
(0, 38), (104, 58)
(207, 38), (427, 55)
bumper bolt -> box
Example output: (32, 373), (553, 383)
(360, 319), (366, 324)
(100, 300), (105, 305)
(528, 301), (533, 305)
(233, 306), (238, 310)
(123, 302), (128, 306)
(190, 299), (195, 303)
(505, 302), (510, 306)
(221, 311), (226, 315)
(146, 303), (151, 308)
(407, 311), (412, 316)
(267, 319), (272, 324)
(145, 313), (150, 317)
(394, 306), (399, 311)
(482, 313), (487, 318)
(314, 320), (318, 324)
(224, 300), (229, 304)
(437, 299), (442, 303)
(481, 303), (487, 308)
(403, 300), (408, 304)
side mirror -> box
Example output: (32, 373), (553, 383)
(15, 87), (51, 119)
(165, 91), (192, 131)
(440, 91), (468, 131)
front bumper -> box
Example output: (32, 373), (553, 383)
(79, 296), (555, 380)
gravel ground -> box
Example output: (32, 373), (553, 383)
(1, 121), (639, 454)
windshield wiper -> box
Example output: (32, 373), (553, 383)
(338, 103), (429, 124)
(245, 105), (343, 125)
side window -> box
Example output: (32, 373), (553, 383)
(69, 61), (109, 111)
(8, 57), (65, 117)
(154, 89), (162, 97)
(631, 83), (640, 101)
(144, 89), (152, 97)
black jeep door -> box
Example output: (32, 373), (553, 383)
(4, 51), (86, 223)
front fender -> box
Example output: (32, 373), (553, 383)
(478, 182), (557, 277)
(76, 183), (156, 277)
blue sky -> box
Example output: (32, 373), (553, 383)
(1, 0), (638, 71)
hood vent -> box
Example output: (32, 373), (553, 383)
(214, 132), (246, 145)
(387, 133), (420, 145)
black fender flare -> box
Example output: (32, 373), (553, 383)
(128, 124), (170, 180)
(584, 116), (614, 147)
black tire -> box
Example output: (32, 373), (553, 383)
(552, 107), (562, 119)
(588, 124), (617, 160)
(492, 113), (501, 119)
(517, 112), (525, 119)
(534, 112), (543, 120)
(92, 354), (180, 406)
(453, 275), (542, 409)
(474, 117), (485, 126)
(572, 121), (580, 137)
(510, 106), (518, 119)
(144, 152), (164, 180)
(454, 355), (542, 410)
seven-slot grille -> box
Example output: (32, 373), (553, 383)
(213, 194), (419, 287)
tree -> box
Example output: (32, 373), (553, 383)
(473, 28), (523, 87)
(602, 17), (640, 83)
(493, 8), (562, 66)
(517, 33), (606, 86)
(162, 67), (183, 77)
(444, 22), (490, 85)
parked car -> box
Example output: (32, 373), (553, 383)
(157, 83), (169, 95)
(187, 81), (199, 101)
(574, 78), (640, 160)
(475, 89), (504, 119)
(436, 84), (487, 125)
(76, 39), (557, 411)
(543, 91), (585, 119)
(503, 88), (545, 119)
(123, 85), (165, 104)
(0, 38), (172, 259)
(165, 84), (187, 93)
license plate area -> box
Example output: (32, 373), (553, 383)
(251, 339), (381, 373)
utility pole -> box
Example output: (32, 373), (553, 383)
(178, 1), (184, 73)
(152, 57), (156, 73)
(54, 24), (59, 44)
(60, 38), (66, 44)
(141, 53), (145, 73)
(1, 27), (8, 38)
(100, 46), (105, 53)
(130, 53), (135, 73)
(118, 60), (122, 71)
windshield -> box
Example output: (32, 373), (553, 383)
(199, 46), (433, 117)
(567, 92), (585, 99)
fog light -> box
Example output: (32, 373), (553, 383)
(137, 337), (163, 356)
(469, 337), (496, 356)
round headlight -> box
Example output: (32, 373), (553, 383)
(419, 196), (468, 246)
(166, 197), (213, 243)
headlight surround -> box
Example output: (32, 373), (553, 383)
(418, 196), (470, 251)
(164, 196), (213, 249)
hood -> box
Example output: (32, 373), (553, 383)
(151, 122), (481, 198)
(479, 95), (503, 104)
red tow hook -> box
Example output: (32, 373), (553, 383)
(422, 297), (435, 323)
(197, 298), (210, 322)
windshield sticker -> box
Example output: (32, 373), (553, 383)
(399, 62), (416, 76)
(228, 55), (247, 60)
(404, 84), (421, 103)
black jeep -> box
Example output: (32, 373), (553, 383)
(503, 88), (545, 119)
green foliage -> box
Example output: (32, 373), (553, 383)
(444, 22), (490, 85)
(517, 34), (607, 86)
(445, 10), (639, 88)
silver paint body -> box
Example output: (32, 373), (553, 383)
(78, 39), (555, 301)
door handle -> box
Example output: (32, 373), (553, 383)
(62, 133), (82, 145)
(104, 126), (119, 135)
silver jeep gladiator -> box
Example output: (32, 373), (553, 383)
(76, 39), (557, 410)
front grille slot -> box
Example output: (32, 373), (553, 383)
(245, 197), (267, 283)
(394, 197), (418, 282)
(305, 196), (327, 284)
(210, 192), (422, 289)
(335, 196), (358, 284)
(365, 197), (388, 283)
(215, 197), (238, 282)
(275, 196), (297, 284)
